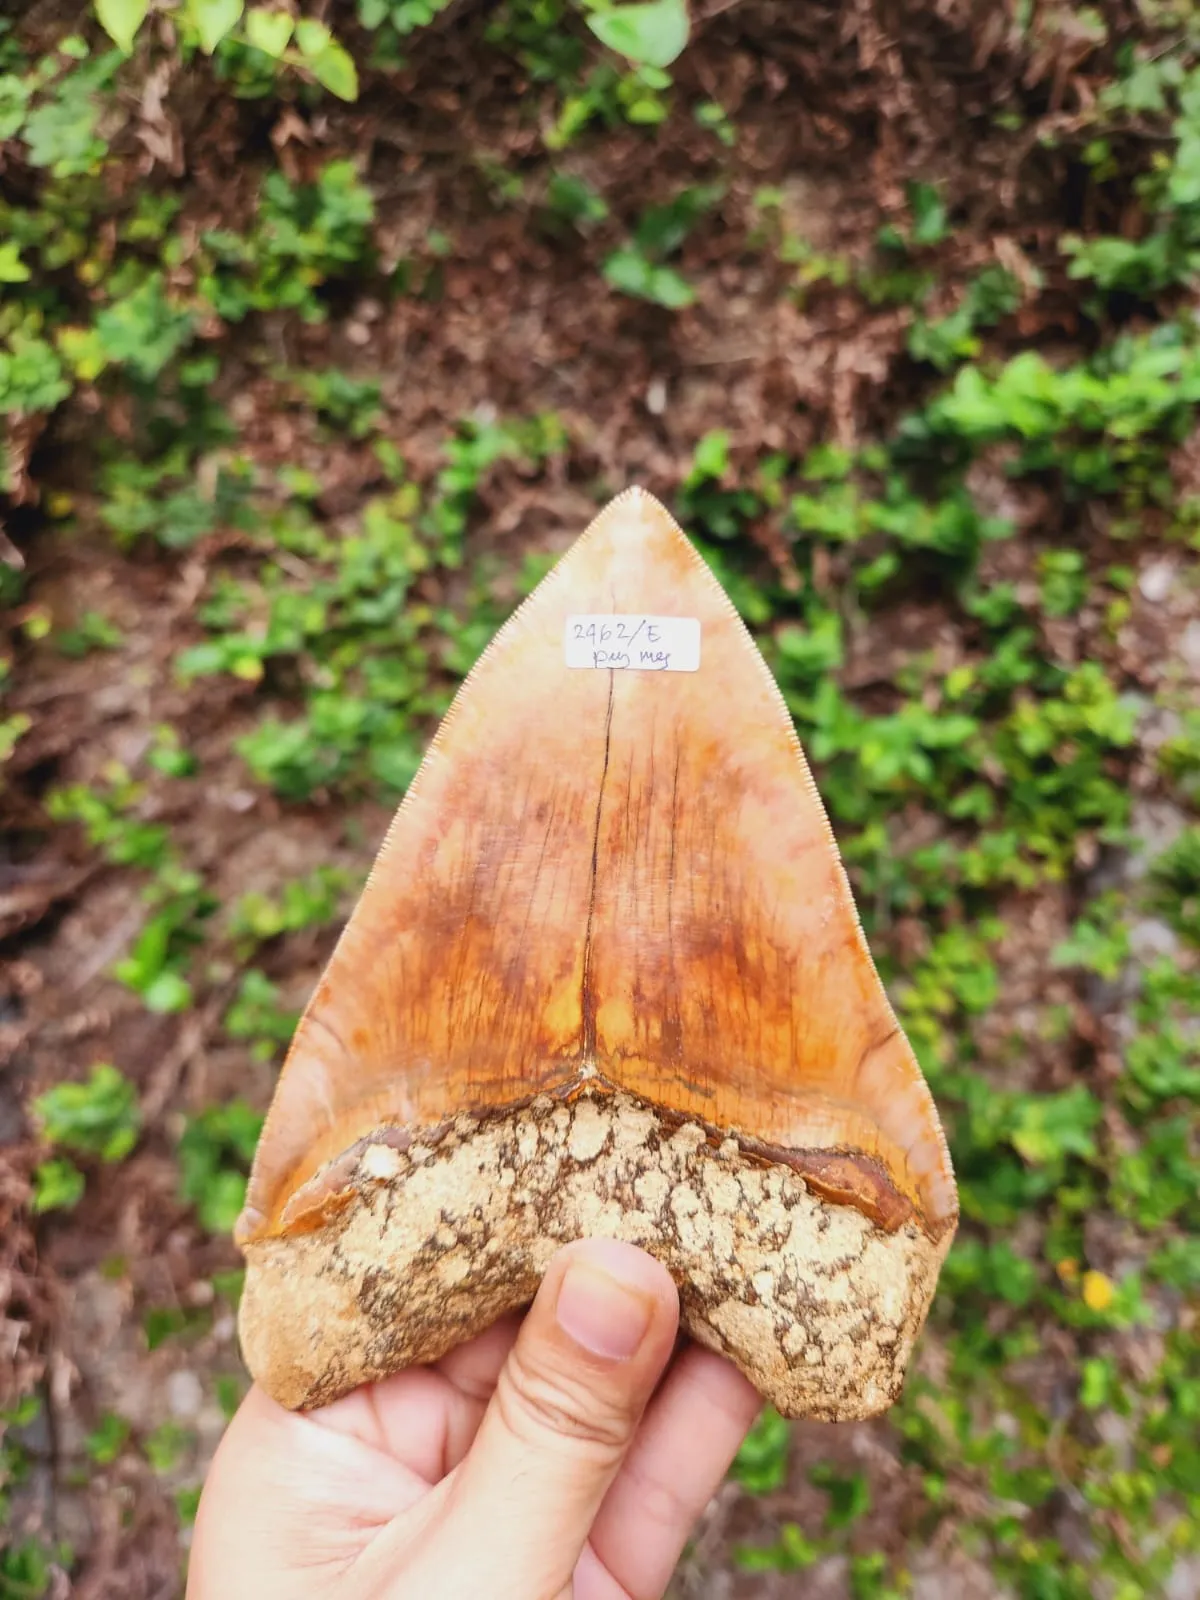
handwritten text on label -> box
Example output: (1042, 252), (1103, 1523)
(564, 615), (702, 673)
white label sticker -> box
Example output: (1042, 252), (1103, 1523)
(564, 615), (701, 673)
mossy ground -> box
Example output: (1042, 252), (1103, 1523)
(2, 3), (1199, 1596)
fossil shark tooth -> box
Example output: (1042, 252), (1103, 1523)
(236, 488), (958, 1421)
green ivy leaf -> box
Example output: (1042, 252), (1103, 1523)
(32, 1063), (141, 1162)
(308, 40), (359, 101)
(1009, 1088), (1100, 1167)
(0, 242), (30, 284)
(293, 17), (332, 55)
(244, 6), (294, 57)
(188, 0), (244, 53)
(32, 1157), (86, 1214)
(142, 970), (194, 1014)
(94, 0), (150, 53)
(603, 246), (694, 307)
(586, 0), (689, 69)
(730, 1408), (791, 1494)
(692, 428), (729, 479)
(1169, 133), (1200, 207)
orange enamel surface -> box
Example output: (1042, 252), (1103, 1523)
(238, 490), (958, 1246)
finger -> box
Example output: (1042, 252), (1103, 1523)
(435, 1309), (522, 1402)
(312, 1368), (470, 1485)
(314, 1313), (523, 1481)
(442, 1239), (680, 1599)
(585, 1344), (762, 1599)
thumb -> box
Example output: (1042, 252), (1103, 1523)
(445, 1238), (679, 1596)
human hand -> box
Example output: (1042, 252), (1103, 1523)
(188, 1238), (761, 1600)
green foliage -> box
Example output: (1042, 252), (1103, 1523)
(675, 429), (784, 550)
(235, 697), (424, 799)
(99, 436), (250, 551)
(603, 183), (720, 307)
(0, 711), (31, 767)
(628, 182), (721, 257)
(550, 59), (673, 144)
(95, 0), (148, 53)
(1038, 549), (1088, 619)
(222, 971), (300, 1059)
(909, 266), (1024, 371)
(958, 1082), (1103, 1226)
(143, 1305), (196, 1350)
(190, 0), (245, 55)
(1122, 961), (1200, 1109)
(602, 244), (694, 306)
(1159, 710), (1200, 803)
(177, 1101), (264, 1232)
(546, 172), (610, 228)
(244, 9), (295, 58)
(290, 20), (359, 100)
(92, 3), (359, 98)
(296, 369), (383, 438)
(942, 1238), (1038, 1308)
(229, 867), (351, 950)
(96, 0), (691, 86)
(169, 413), (564, 799)
(146, 726), (198, 779)
(476, 0), (692, 143)
(32, 1063), (141, 1161)
(108, 855), (215, 1014)
(906, 180), (951, 247)
(56, 610), (123, 657)
(0, 330), (70, 422)
(175, 1484), (203, 1524)
(47, 770), (169, 869)
(89, 274), (195, 381)
(0, 1539), (69, 1600)
(584, 0), (689, 68)
(729, 1407), (790, 1493)
(484, 0), (586, 86)
(427, 413), (567, 561)
(1063, 51), (1200, 295)
(810, 1463), (872, 1530)
(47, 770), (217, 1017)
(1052, 896), (1130, 980)
(359, 0), (457, 34)
(0, 1401), (36, 1537)
(733, 1523), (819, 1573)
(1112, 1115), (1197, 1228)
(903, 325), (1200, 497)
(1150, 825), (1200, 943)
(85, 1413), (132, 1464)
(31, 1157), (86, 1214)
(142, 1420), (192, 1474)
(1, 39), (117, 177)
(198, 160), (376, 322)
(732, 1458), (881, 1575)
(853, 1554), (909, 1600)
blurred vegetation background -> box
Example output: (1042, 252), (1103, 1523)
(1, 1), (1199, 1596)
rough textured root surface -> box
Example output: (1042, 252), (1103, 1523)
(239, 1091), (953, 1420)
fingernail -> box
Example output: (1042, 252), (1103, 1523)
(555, 1263), (655, 1361)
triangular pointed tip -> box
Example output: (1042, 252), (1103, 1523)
(530, 486), (728, 646)
(577, 486), (698, 555)
(596, 484), (675, 522)
(242, 488), (958, 1248)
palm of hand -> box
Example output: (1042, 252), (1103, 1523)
(189, 1242), (760, 1600)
